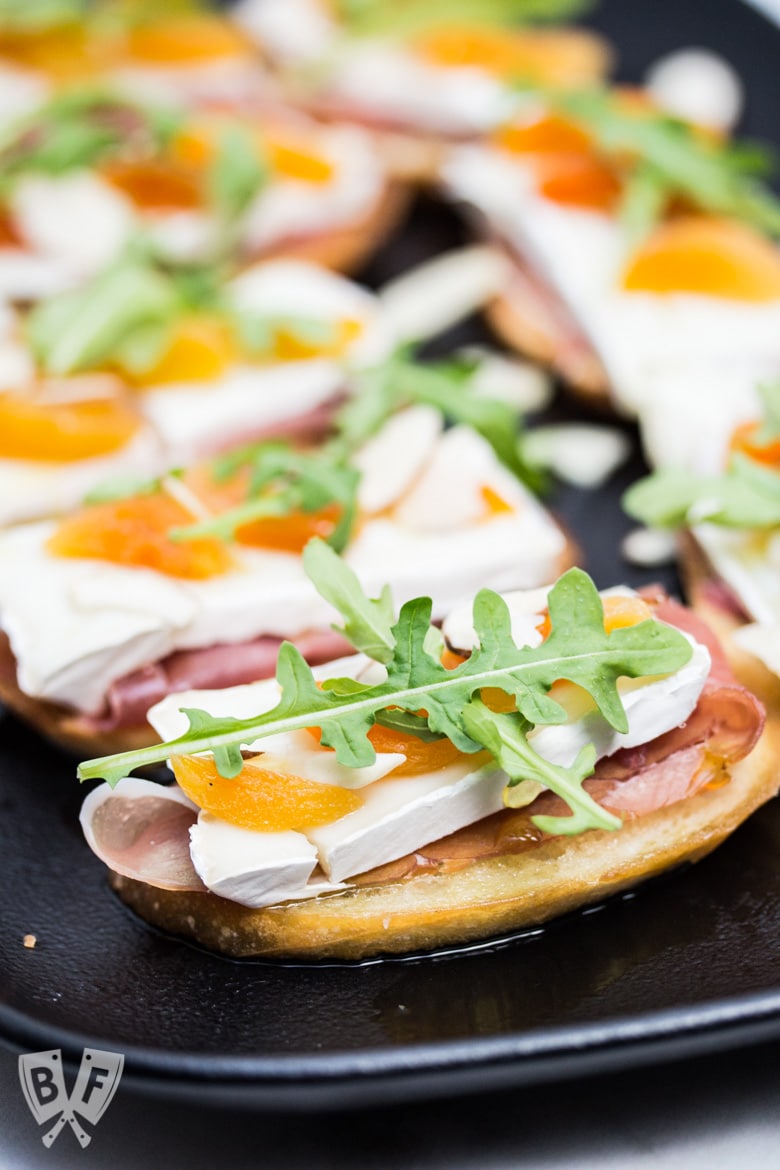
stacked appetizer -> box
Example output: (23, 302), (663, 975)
(77, 553), (773, 959)
(235, 0), (611, 179)
(443, 86), (780, 420)
(0, 356), (571, 753)
(625, 380), (780, 706)
(0, 251), (394, 523)
(0, 0), (266, 119)
(0, 87), (401, 300)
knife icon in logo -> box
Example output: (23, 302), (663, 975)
(18, 1048), (124, 1148)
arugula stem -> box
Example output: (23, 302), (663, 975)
(79, 641), (676, 783)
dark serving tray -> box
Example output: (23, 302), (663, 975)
(2, 0), (780, 1110)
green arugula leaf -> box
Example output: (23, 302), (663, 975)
(0, 89), (183, 191)
(753, 381), (780, 446)
(337, 0), (592, 38)
(178, 708), (246, 779)
(303, 537), (396, 664)
(206, 124), (268, 226)
(24, 241), (239, 378)
(169, 262), (227, 313)
(339, 349), (544, 492)
(618, 163), (669, 244)
(168, 339), (540, 559)
(0, 0), (88, 31)
(423, 623), (446, 663)
(26, 252), (180, 376)
(83, 471), (163, 505)
(169, 494), (290, 543)
(77, 567), (693, 836)
(623, 459), (780, 530)
(625, 379), (780, 531)
(461, 699), (616, 834)
(372, 708), (445, 741)
(730, 451), (780, 498)
(111, 319), (172, 377)
(557, 88), (780, 237)
(170, 450), (359, 553)
(233, 311), (338, 357)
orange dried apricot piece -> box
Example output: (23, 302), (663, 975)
(537, 593), (653, 641)
(236, 503), (343, 553)
(0, 392), (140, 462)
(172, 752), (363, 832)
(48, 491), (233, 579)
(622, 217), (780, 300)
(102, 158), (202, 211)
(414, 26), (609, 87)
(263, 132), (334, 184)
(124, 14), (251, 64)
(127, 315), (236, 387)
(729, 420), (780, 468)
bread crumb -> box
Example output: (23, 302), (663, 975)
(23, 934), (37, 949)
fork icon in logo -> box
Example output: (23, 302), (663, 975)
(18, 1048), (124, 1148)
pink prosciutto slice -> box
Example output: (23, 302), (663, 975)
(78, 627), (352, 734)
(80, 778), (204, 892)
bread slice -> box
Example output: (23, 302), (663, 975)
(261, 179), (410, 273)
(486, 256), (613, 410)
(0, 634), (156, 757)
(109, 722), (780, 961)
(488, 289), (611, 410)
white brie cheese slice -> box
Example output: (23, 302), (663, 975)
(189, 816), (322, 908)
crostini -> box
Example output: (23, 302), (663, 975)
(234, 0), (611, 182)
(442, 86), (780, 413)
(77, 561), (772, 960)
(0, 363), (573, 754)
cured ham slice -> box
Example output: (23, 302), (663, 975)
(79, 629), (352, 733)
(80, 779), (204, 892)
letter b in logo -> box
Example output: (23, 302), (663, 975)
(30, 1064), (60, 1107)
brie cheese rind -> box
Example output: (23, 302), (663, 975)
(692, 522), (780, 679)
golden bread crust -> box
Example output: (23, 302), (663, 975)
(259, 179), (410, 272)
(0, 633), (156, 757)
(487, 290), (613, 410)
(108, 725), (780, 961)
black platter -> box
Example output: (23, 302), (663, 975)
(2, 0), (780, 1109)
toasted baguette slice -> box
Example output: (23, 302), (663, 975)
(0, 634), (154, 757)
(108, 726), (779, 962)
(261, 180), (410, 272)
(487, 256), (613, 410)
